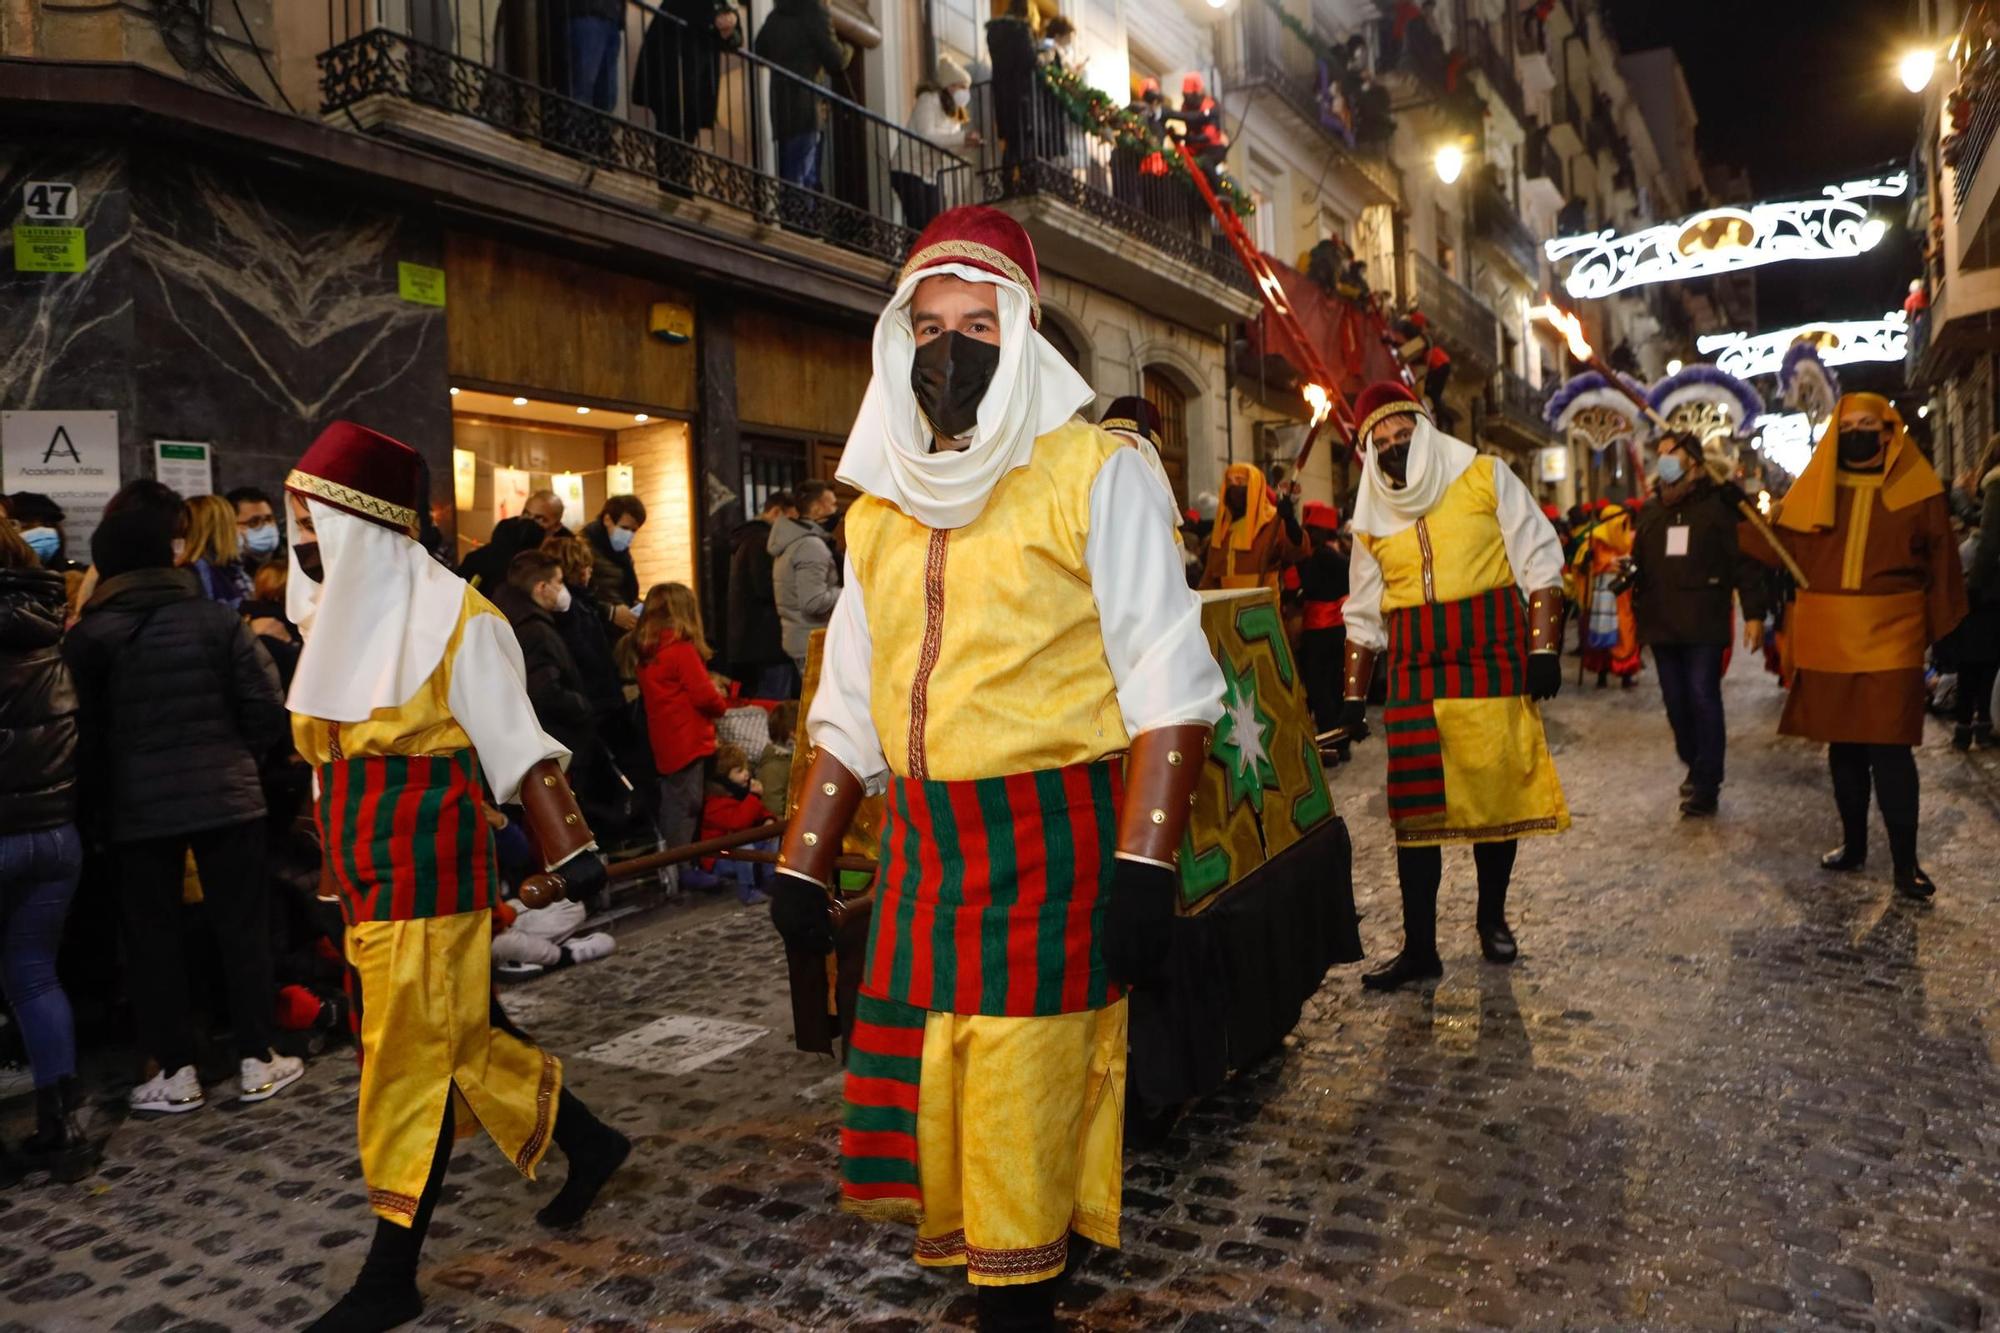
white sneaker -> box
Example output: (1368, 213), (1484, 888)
(129, 1065), (205, 1116)
(238, 1052), (305, 1104)
(562, 931), (616, 964)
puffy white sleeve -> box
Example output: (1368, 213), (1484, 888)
(805, 559), (889, 794)
(1491, 459), (1566, 592)
(1085, 447), (1226, 733)
(447, 610), (570, 805)
(1344, 537), (1386, 652)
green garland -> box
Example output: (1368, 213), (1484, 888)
(1032, 63), (1257, 216)
(1262, 0), (1341, 70)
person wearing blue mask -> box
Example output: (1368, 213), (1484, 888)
(585, 495), (647, 633)
(6, 493), (79, 574)
(1629, 431), (1769, 818)
(227, 487), (283, 571)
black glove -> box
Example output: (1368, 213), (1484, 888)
(1339, 697), (1370, 742)
(1527, 652), (1562, 701)
(551, 848), (608, 902)
(1102, 856), (1178, 990)
(1717, 480), (1750, 511)
(770, 873), (834, 954)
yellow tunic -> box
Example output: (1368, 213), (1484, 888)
(836, 421), (1135, 1282)
(293, 588), (560, 1226)
(1359, 458), (1569, 846)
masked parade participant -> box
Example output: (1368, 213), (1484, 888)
(1630, 431), (1768, 817)
(1740, 393), (1968, 898)
(1571, 499), (1643, 689)
(282, 424), (630, 1333)
(1200, 460), (1310, 592)
(768, 207), (1224, 1332)
(1339, 381), (1568, 991)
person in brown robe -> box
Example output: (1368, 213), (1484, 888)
(1741, 392), (1968, 899)
(1200, 461), (1311, 591)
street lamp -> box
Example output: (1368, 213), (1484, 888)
(1900, 48), (1936, 93)
(1434, 143), (1464, 184)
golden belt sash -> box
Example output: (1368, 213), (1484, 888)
(1790, 589), (1926, 673)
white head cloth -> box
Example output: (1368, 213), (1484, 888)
(286, 498), (468, 722)
(1350, 414), (1479, 540)
(837, 261), (1096, 529)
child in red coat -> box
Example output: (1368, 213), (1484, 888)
(635, 583), (726, 861)
(698, 745), (775, 904)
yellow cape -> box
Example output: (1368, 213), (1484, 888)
(1776, 392), (1943, 532)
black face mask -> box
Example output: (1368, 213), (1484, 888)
(1224, 484), (1247, 519)
(1377, 443), (1411, 484)
(1838, 428), (1885, 468)
(294, 541), (324, 583)
(911, 332), (1000, 441)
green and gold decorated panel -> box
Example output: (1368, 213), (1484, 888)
(1178, 589), (1333, 915)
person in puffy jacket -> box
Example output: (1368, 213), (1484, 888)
(769, 479), (842, 678)
(635, 582), (727, 853)
(0, 522), (92, 1186)
(61, 480), (300, 1120)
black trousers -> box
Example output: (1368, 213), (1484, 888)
(1298, 626), (1347, 732)
(1827, 743), (1919, 869)
(1957, 660), (1998, 727)
(1393, 840), (1516, 957)
(116, 818), (276, 1069)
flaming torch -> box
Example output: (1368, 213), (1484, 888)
(1530, 298), (1808, 588)
(1302, 382), (1334, 429)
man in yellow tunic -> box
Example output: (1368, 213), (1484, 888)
(1338, 381), (1569, 992)
(768, 207), (1225, 1332)
(1740, 393), (1967, 898)
(282, 423), (630, 1333)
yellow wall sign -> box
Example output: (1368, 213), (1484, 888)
(13, 225), (85, 273)
(397, 261), (446, 307)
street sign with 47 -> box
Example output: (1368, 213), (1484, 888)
(22, 181), (80, 223)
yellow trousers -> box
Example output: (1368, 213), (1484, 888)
(347, 912), (560, 1225)
(910, 999), (1126, 1286)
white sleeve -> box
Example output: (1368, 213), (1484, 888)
(1085, 447), (1226, 733)
(1491, 459), (1567, 592)
(1344, 538), (1386, 653)
(805, 559), (890, 794)
(447, 610), (569, 805)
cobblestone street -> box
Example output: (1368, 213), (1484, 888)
(3, 656), (1998, 1332)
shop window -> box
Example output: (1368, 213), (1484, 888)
(1142, 366), (1191, 508)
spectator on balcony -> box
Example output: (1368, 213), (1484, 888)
(893, 57), (980, 233)
(1111, 78), (1169, 208)
(555, 0), (628, 113)
(1039, 16), (1083, 77)
(1354, 67), (1394, 148)
(988, 0), (1037, 171)
(1176, 73), (1229, 190)
(754, 0), (851, 192)
(634, 0), (742, 143)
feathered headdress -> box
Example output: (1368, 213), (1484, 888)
(1647, 364), (1764, 448)
(1777, 339), (1840, 428)
(1545, 371), (1647, 455)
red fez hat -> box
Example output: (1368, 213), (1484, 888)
(1302, 500), (1341, 531)
(1182, 72), (1205, 95)
(286, 421), (424, 538)
(1353, 380), (1428, 445)
(1100, 394), (1164, 449)
(899, 205), (1042, 326)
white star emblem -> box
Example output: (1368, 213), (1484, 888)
(1224, 681), (1268, 780)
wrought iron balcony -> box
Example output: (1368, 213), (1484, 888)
(1229, 6), (1400, 204)
(1473, 172), (1540, 281)
(1488, 369), (1553, 443)
(1410, 252), (1498, 368)
(1465, 19), (1525, 125)
(317, 0), (966, 268)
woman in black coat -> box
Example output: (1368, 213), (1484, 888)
(62, 481), (299, 1118)
(0, 522), (92, 1184)
(633, 0), (742, 142)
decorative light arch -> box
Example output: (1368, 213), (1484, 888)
(1694, 312), (1909, 380)
(1544, 174), (1908, 300)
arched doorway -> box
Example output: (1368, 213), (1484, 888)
(1142, 365), (1191, 508)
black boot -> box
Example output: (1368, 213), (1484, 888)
(976, 1276), (1059, 1332)
(1886, 820), (1934, 900)
(306, 1100), (455, 1333)
(19, 1077), (95, 1183)
(536, 1088), (631, 1230)
(1824, 745), (1871, 872)
(1365, 848), (1443, 991)
(1473, 840), (1519, 964)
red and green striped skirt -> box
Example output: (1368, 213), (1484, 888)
(1384, 586), (1529, 823)
(315, 749), (497, 925)
(840, 992), (927, 1214)
(862, 759), (1123, 1019)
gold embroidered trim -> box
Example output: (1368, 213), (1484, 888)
(1415, 518), (1436, 605)
(368, 1187), (420, 1219)
(915, 1229), (968, 1259)
(1359, 399), (1427, 445)
(966, 1234), (1069, 1278)
(286, 469), (419, 536)
(1102, 418), (1162, 448)
(512, 1050), (560, 1174)
(907, 528), (950, 781)
(901, 240), (1043, 326)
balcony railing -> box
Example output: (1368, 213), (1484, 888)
(1473, 172), (1540, 279)
(1465, 19), (1525, 124)
(1490, 369), (1552, 439)
(963, 82), (1249, 291)
(1951, 79), (2000, 214)
(1410, 252), (1498, 366)
(1522, 124), (1562, 185)
(1231, 6), (1400, 202)
(317, 0), (969, 267)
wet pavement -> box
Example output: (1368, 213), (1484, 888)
(3, 652), (1999, 1331)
